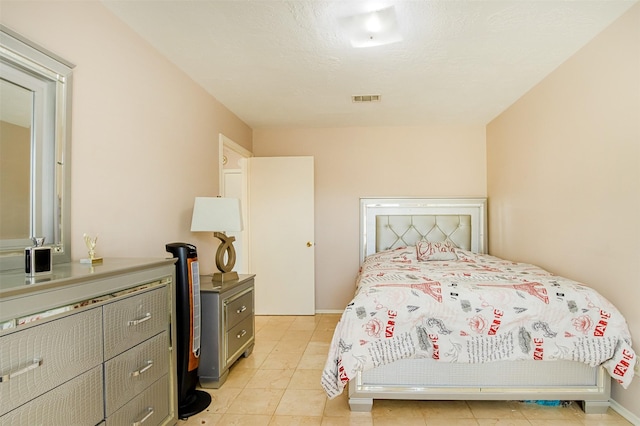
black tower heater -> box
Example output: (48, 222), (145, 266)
(166, 242), (211, 419)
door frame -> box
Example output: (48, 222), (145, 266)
(219, 133), (252, 273)
(218, 134), (252, 192)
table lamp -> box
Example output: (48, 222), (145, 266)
(190, 197), (243, 282)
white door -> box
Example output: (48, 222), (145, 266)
(248, 156), (315, 315)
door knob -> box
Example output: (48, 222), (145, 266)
(306, 242), (313, 247)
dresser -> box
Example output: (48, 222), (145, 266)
(198, 274), (255, 388)
(0, 258), (178, 426)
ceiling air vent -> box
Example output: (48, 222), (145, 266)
(352, 94), (381, 103)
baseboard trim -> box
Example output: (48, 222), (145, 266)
(611, 399), (640, 425)
(315, 309), (344, 314)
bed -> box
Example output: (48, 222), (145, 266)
(321, 198), (636, 414)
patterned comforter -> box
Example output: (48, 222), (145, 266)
(321, 247), (636, 398)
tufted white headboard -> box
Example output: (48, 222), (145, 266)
(360, 198), (487, 263)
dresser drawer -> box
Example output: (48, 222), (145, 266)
(104, 331), (169, 416)
(106, 375), (170, 426)
(226, 315), (254, 363)
(0, 308), (103, 415)
(0, 365), (103, 426)
(103, 286), (168, 360)
(224, 287), (253, 330)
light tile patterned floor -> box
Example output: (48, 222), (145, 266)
(180, 314), (632, 426)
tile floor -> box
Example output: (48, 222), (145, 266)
(180, 314), (632, 426)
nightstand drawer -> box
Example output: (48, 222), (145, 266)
(226, 315), (254, 362)
(224, 287), (253, 330)
(106, 375), (169, 426)
(103, 286), (168, 359)
(104, 331), (169, 415)
(0, 308), (103, 415)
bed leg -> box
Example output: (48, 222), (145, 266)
(581, 400), (610, 414)
(349, 397), (373, 412)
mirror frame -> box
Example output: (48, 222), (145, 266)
(0, 25), (74, 271)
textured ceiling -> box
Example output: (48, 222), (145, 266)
(101, 0), (637, 129)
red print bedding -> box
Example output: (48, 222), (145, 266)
(321, 246), (636, 398)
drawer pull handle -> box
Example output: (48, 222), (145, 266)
(128, 313), (151, 326)
(236, 305), (247, 314)
(131, 360), (153, 377)
(236, 329), (247, 339)
(0, 358), (43, 383)
(132, 407), (154, 426)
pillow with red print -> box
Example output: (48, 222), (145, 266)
(416, 240), (458, 261)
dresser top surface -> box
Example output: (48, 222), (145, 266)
(0, 257), (176, 299)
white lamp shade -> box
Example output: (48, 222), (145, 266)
(190, 197), (243, 232)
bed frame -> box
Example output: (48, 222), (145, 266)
(349, 198), (611, 414)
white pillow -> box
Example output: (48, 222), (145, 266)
(416, 240), (458, 261)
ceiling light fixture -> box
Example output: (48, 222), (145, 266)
(339, 5), (402, 48)
(365, 14), (382, 33)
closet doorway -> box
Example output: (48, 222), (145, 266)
(220, 136), (315, 315)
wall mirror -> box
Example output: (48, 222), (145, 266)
(0, 25), (74, 272)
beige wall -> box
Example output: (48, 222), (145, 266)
(487, 3), (640, 415)
(0, 121), (30, 239)
(1, 1), (252, 274)
(254, 126), (486, 310)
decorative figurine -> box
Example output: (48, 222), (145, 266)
(80, 233), (103, 264)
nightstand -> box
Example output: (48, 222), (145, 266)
(198, 274), (255, 388)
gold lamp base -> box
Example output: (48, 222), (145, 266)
(212, 271), (238, 282)
(212, 232), (239, 283)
